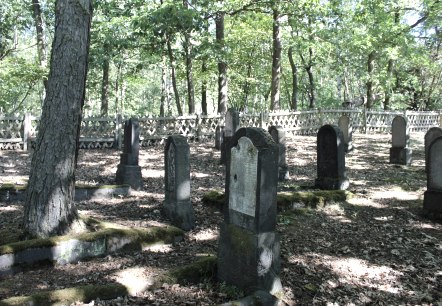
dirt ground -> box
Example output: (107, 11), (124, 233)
(0, 132), (441, 305)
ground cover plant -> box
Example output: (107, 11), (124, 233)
(0, 132), (441, 305)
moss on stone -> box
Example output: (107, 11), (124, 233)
(201, 190), (225, 209)
(0, 283), (128, 306)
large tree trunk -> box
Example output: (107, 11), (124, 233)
(23, 0), (92, 238)
(270, 4), (281, 111)
(31, 0), (48, 91)
(216, 11), (227, 114)
(366, 51), (375, 109)
(288, 46), (298, 110)
(166, 34), (182, 115)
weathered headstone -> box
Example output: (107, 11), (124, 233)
(425, 127), (442, 172)
(116, 118), (143, 190)
(218, 127), (282, 295)
(268, 126), (289, 180)
(163, 135), (195, 231)
(389, 115), (412, 165)
(220, 108), (240, 164)
(423, 136), (442, 216)
(338, 115), (353, 152)
(215, 125), (225, 150)
(315, 125), (349, 190)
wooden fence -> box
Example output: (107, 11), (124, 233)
(0, 109), (440, 150)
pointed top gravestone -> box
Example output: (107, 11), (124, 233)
(390, 115), (412, 165)
(315, 124), (349, 190)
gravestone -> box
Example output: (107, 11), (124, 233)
(389, 115), (412, 165)
(425, 127), (442, 172)
(423, 136), (442, 216)
(115, 118), (143, 190)
(215, 125), (225, 150)
(220, 108), (240, 164)
(268, 126), (289, 180)
(338, 115), (353, 152)
(218, 127), (282, 295)
(163, 135), (195, 231)
(315, 124), (349, 190)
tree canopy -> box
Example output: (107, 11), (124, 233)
(1, 0), (441, 115)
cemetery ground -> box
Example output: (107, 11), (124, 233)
(0, 132), (441, 305)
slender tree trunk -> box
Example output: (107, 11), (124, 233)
(306, 62), (315, 109)
(166, 34), (182, 115)
(31, 0), (48, 91)
(201, 59), (208, 115)
(270, 4), (281, 111)
(183, 0), (195, 114)
(288, 46), (298, 110)
(216, 11), (227, 113)
(23, 0), (92, 238)
(384, 58), (393, 110)
(100, 53), (109, 116)
(160, 54), (167, 117)
(242, 61), (252, 111)
(366, 50), (375, 109)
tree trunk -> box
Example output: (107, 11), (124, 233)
(183, 0), (195, 114)
(270, 4), (281, 111)
(100, 53), (109, 116)
(288, 46), (298, 110)
(166, 34), (182, 115)
(366, 50), (375, 109)
(306, 62), (315, 109)
(242, 60), (252, 111)
(160, 54), (167, 117)
(23, 0), (92, 238)
(31, 0), (48, 91)
(201, 59), (208, 115)
(216, 12), (227, 114)
(383, 58), (393, 110)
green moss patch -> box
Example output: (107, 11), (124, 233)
(0, 283), (127, 306)
(201, 190), (225, 210)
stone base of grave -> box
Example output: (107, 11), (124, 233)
(423, 190), (442, 215)
(217, 223), (282, 295)
(162, 200), (195, 231)
(315, 176), (349, 190)
(116, 164), (143, 190)
(389, 147), (412, 165)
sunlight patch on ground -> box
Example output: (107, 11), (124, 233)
(371, 188), (419, 201)
(0, 206), (19, 212)
(191, 172), (210, 178)
(142, 169), (163, 178)
(290, 254), (403, 294)
(114, 267), (155, 295)
(143, 243), (174, 253)
(190, 229), (218, 241)
(374, 216), (394, 221)
(347, 197), (387, 208)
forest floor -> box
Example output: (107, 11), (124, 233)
(0, 132), (441, 305)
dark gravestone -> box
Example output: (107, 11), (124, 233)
(423, 136), (442, 216)
(215, 125), (225, 150)
(163, 135), (195, 231)
(315, 125), (349, 190)
(338, 115), (353, 152)
(389, 115), (412, 165)
(116, 118), (143, 190)
(220, 108), (240, 164)
(268, 126), (289, 180)
(218, 127), (282, 295)
(425, 127), (442, 172)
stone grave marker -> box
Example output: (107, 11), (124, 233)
(425, 127), (442, 172)
(115, 118), (143, 190)
(315, 124), (349, 190)
(423, 136), (442, 216)
(218, 127), (282, 295)
(338, 115), (353, 152)
(220, 108), (240, 164)
(268, 125), (289, 180)
(389, 115), (412, 165)
(163, 135), (195, 231)
(215, 125), (225, 150)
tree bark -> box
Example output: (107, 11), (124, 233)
(183, 0), (195, 114)
(270, 4), (281, 111)
(100, 51), (109, 116)
(201, 59), (208, 115)
(216, 11), (227, 114)
(31, 0), (48, 91)
(160, 54), (167, 117)
(288, 46), (298, 110)
(366, 50), (375, 109)
(23, 0), (92, 238)
(166, 34), (182, 115)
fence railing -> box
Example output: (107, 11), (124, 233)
(0, 109), (440, 150)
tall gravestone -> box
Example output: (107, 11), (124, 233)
(220, 108), (240, 164)
(338, 115), (353, 152)
(423, 136), (442, 216)
(215, 125), (225, 150)
(163, 135), (195, 231)
(116, 118), (143, 190)
(268, 126), (289, 180)
(315, 125), (349, 190)
(218, 127), (282, 295)
(425, 127), (442, 172)
(389, 115), (412, 165)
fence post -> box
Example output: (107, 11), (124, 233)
(22, 113), (31, 151)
